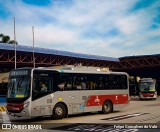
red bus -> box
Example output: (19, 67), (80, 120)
(139, 78), (157, 100)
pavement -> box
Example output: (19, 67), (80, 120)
(1, 96), (160, 132)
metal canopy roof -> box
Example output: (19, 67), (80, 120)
(0, 43), (119, 62)
(119, 54), (160, 60)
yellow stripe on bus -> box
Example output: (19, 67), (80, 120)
(0, 106), (6, 112)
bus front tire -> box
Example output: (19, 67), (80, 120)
(52, 103), (66, 120)
(102, 100), (113, 114)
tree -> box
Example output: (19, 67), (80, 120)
(0, 33), (18, 44)
(8, 40), (18, 45)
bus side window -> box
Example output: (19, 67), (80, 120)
(72, 74), (89, 90)
(98, 76), (105, 89)
(90, 81), (96, 89)
(109, 75), (116, 89)
(73, 76), (82, 90)
(66, 81), (72, 90)
(58, 74), (72, 90)
(120, 75), (127, 89)
(104, 76), (109, 89)
(58, 81), (65, 90)
(90, 75), (99, 90)
(32, 80), (38, 93)
(73, 76), (79, 89)
(79, 77), (86, 89)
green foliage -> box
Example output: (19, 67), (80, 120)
(0, 33), (18, 44)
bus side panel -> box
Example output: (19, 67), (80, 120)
(117, 89), (130, 110)
(118, 89), (129, 104)
(31, 91), (85, 117)
(54, 91), (83, 114)
(80, 90), (101, 112)
(31, 94), (53, 117)
(31, 90), (129, 117)
(80, 90), (123, 112)
(81, 90), (129, 112)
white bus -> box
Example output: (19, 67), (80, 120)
(6, 66), (129, 119)
(139, 78), (157, 100)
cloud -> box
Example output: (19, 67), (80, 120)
(0, 0), (159, 58)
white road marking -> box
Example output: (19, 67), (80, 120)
(2, 112), (11, 123)
(108, 113), (143, 121)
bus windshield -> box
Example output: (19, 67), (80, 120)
(139, 82), (155, 92)
(7, 76), (30, 98)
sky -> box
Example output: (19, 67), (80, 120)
(0, 0), (160, 58)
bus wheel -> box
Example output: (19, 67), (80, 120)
(102, 100), (113, 114)
(52, 103), (66, 119)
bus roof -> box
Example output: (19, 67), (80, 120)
(36, 66), (128, 75)
(139, 78), (156, 83)
(11, 67), (128, 76)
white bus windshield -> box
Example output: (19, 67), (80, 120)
(7, 76), (30, 98)
(139, 82), (156, 92)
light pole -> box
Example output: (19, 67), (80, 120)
(13, 17), (16, 69)
(32, 26), (35, 68)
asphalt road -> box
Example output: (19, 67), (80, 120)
(1, 96), (160, 132)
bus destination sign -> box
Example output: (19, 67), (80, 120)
(10, 70), (29, 76)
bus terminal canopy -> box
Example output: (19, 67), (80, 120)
(0, 43), (119, 62)
(0, 43), (119, 72)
